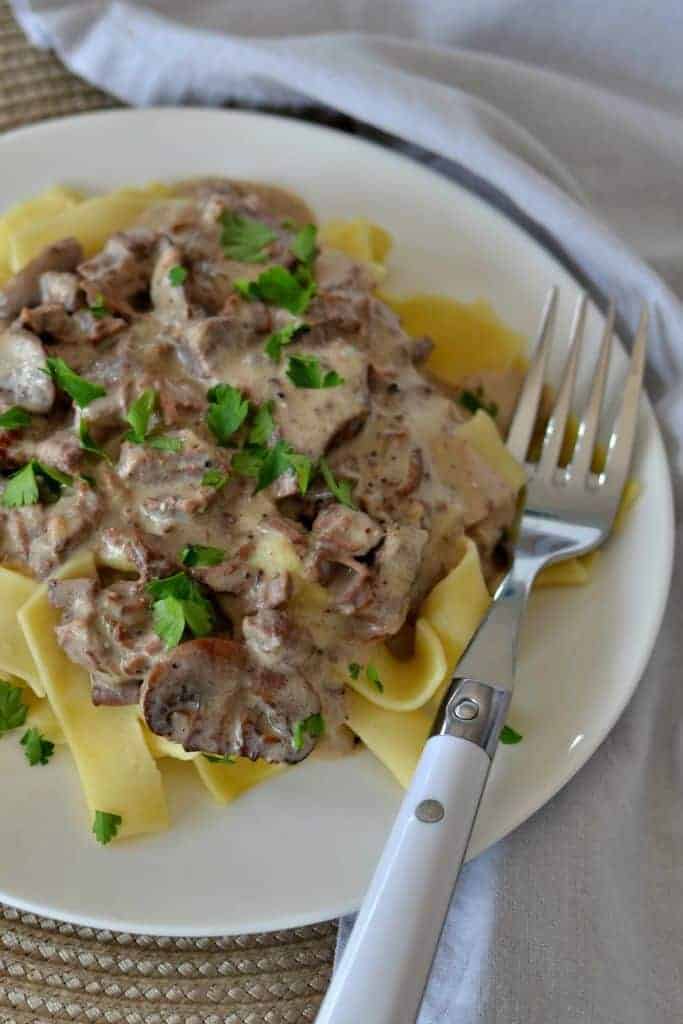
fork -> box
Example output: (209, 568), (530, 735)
(317, 289), (648, 1024)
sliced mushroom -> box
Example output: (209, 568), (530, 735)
(0, 327), (55, 412)
(0, 237), (83, 321)
(140, 637), (321, 763)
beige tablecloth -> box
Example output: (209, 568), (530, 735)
(0, 4), (336, 1020)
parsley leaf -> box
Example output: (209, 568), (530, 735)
(457, 387), (498, 419)
(0, 680), (27, 734)
(89, 293), (108, 320)
(93, 810), (122, 845)
(500, 725), (523, 744)
(319, 458), (356, 509)
(180, 544), (225, 568)
(281, 217), (296, 230)
(152, 595), (186, 648)
(0, 407), (31, 430)
(264, 320), (308, 362)
(292, 713), (325, 752)
(147, 572), (215, 648)
(1, 460), (71, 509)
(201, 468), (230, 490)
(219, 211), (276, 263)
(234, 265), (316, 315)
(348, 662), (361, 680)
(366, 664), (384, 693)
(20, 728), (54, 766)
(168, 264), (187, 286)
(78, 419), (110, 462)
(231, 439), (313, 495)
(1, 462), (39, 508)
(248, 401), (275, 446)
(291, 224), (317, 267)
(148, 435), (183, 452)
(286, 354), (344, 389)
(45, 357), (106, 408)
(206, 384), (250, 445)
(203, 753), (237, 764)
(125, 388), (157, 443)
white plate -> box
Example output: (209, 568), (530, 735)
(0, 109), (674, 936)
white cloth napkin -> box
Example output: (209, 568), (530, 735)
(11, 2), (683, 1021)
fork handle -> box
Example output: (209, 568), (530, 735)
(316, 732), (491, 1024)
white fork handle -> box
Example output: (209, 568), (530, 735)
(317, 734), (491, 1024)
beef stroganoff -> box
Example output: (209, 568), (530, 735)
(0, 179), (599, 842)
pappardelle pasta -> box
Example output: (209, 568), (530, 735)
(0, 181), (636, 843)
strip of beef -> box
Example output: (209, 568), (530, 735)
(96, 526), (174, 580)
(0, 327), (55, 412)
(116, 429), (230, 532)
(350, 524), (429, 639)
(304, 505), (384, 612)
(78, 228), (158, 315)
(10, 426), (86, 474)
(178, 301), (273, 379)
(0, 480), (101, 577)
(20, 303), (126, 347)
(141, 637), (321, 762)
(48, 577), (163, 704)
(0, 238), (83, 321)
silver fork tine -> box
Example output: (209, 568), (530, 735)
(507, 286), (558, 462)
(602, 305), (648, 493)
(537, 293), (587, 477)
(570, 300), (615, 481)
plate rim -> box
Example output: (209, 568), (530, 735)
(0, 106), (676, 935)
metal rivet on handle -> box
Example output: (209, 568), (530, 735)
(454, 697), (479, 721)
(415, 799), (444, 823)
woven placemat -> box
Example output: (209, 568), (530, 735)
(0, 3), (337, 1020)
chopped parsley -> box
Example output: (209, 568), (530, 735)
(366, 664), (384, 693)
(219, 211), (276, 263)
(291, 224), (317, 268)
(78, 419), (110, 462)
(20, 728), (54, 766)
(1, 460), (71, 508)
(0, 407), (31, 430)
(147, 572), (215, 649)
(232, 439), (313, 495)
(319, 458), (356, 509)
(292, 713), (325, 752)
(123, 389), (181, 451)
(89, 293), (108, 320)
(247, 401), (275, 446)
(44, 357), (106, 408)
(203, 753), (237, 764)
(201, 468), (230, 490)
(180, 544), (225, 568)
(147, 435), (183, 452)
(457, 387), (498, 419)
(281, 217), (296, 230)
(168, 264), (188, 286)
(347, 662), (383, 692)
(286, 354), (344, 390)
(235, 265), (316, 315)
(0, 680), (27, 734)
(125, 388), (157, 443)
(500, 725), (523, 745)
(264, 319), (308, 362)
(206, 383), (250, 446)
(92, 810), (122, 845)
